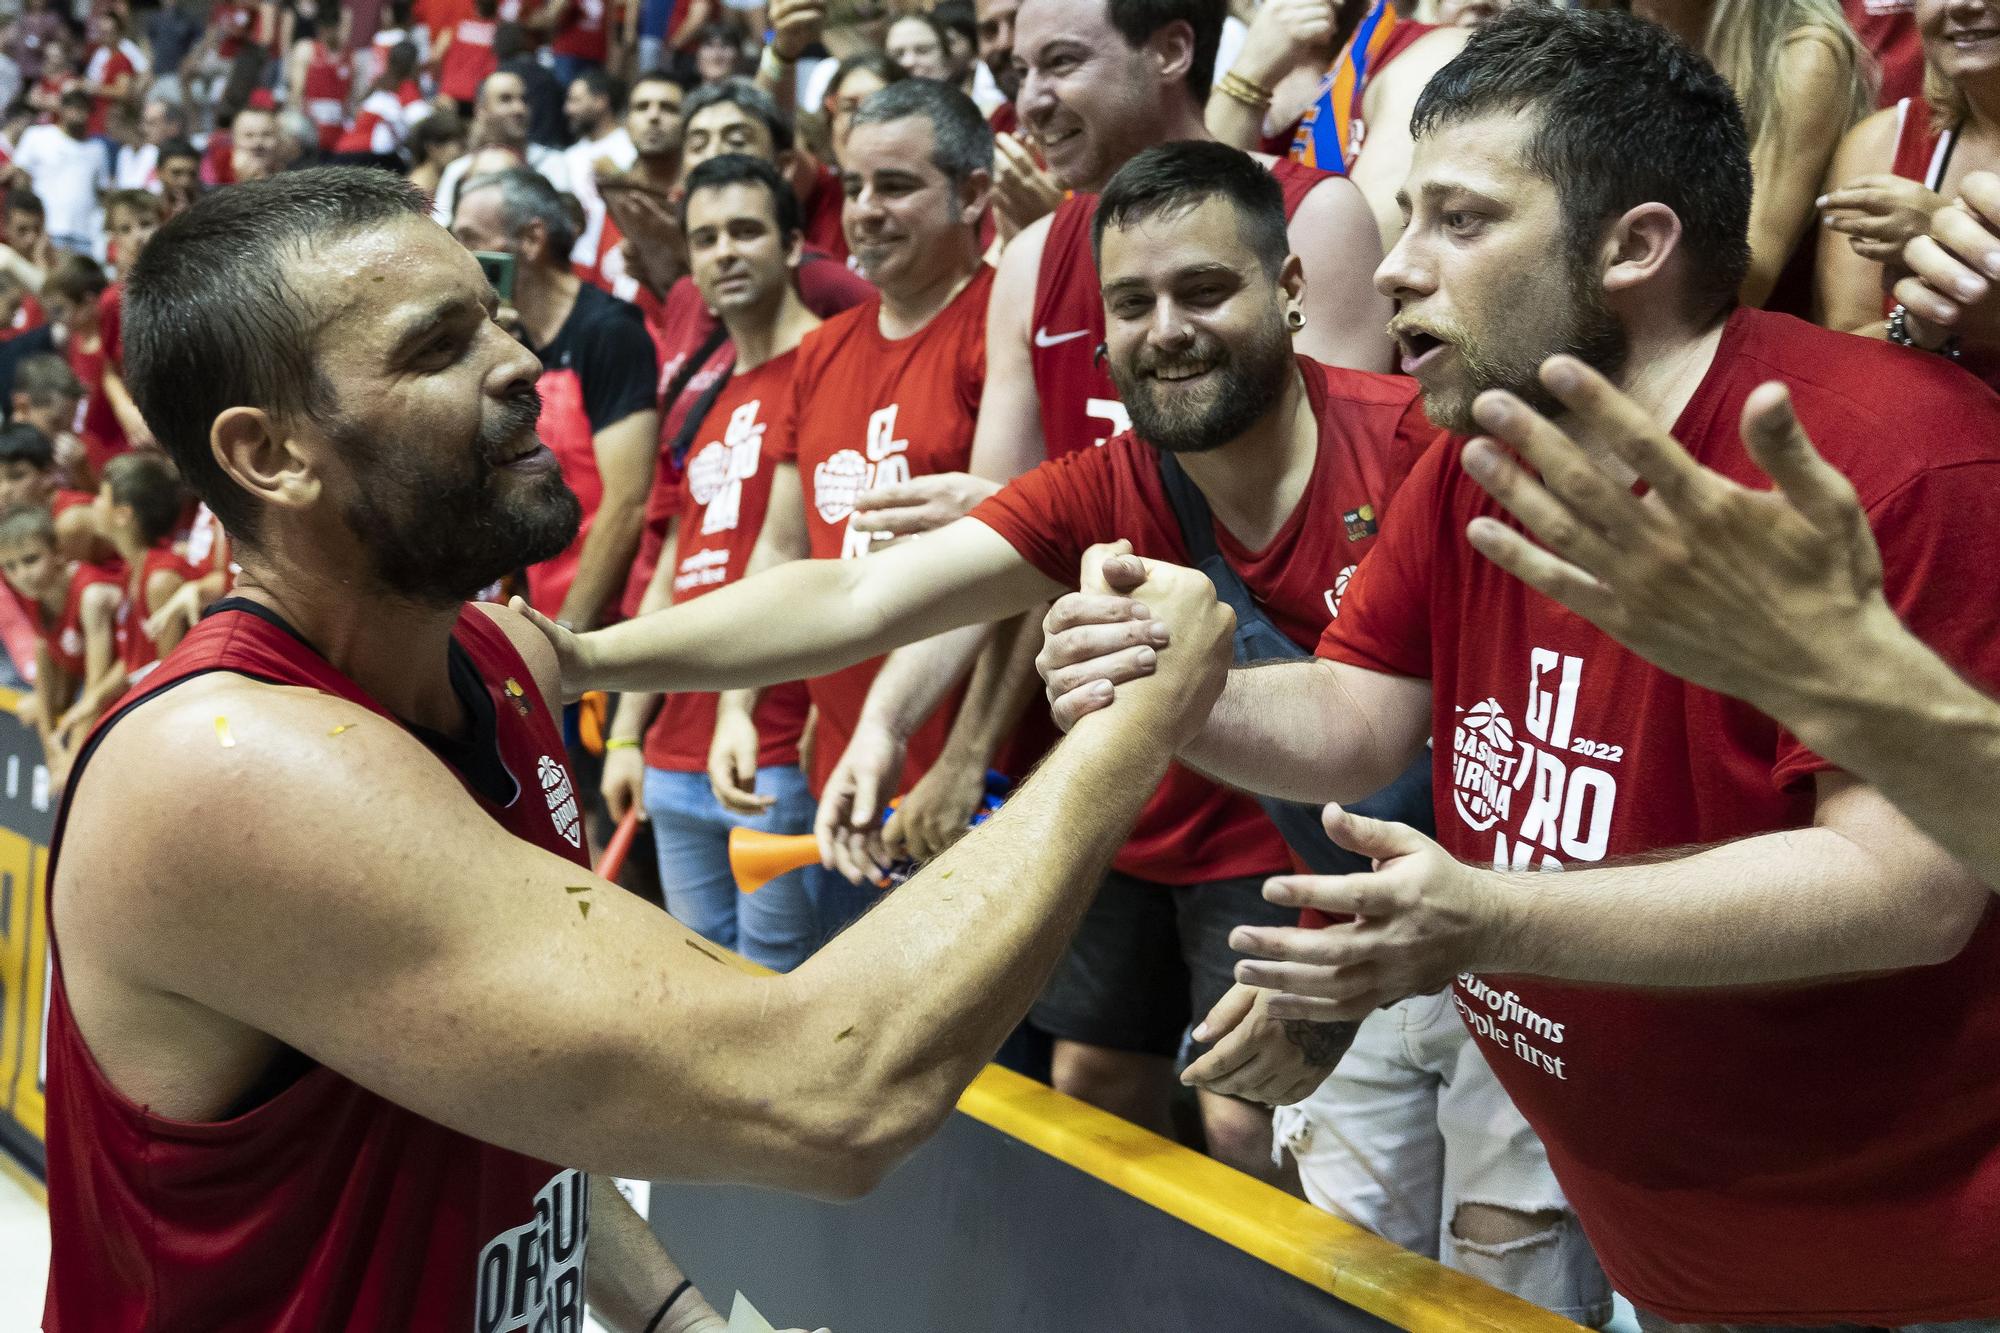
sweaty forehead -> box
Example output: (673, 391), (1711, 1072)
(304, 216), (483, 345)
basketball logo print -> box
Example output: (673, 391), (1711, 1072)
(813, 449), (869, 524)
(538, 754), (583, 847)
(1450, 698), (1522, 833)
(685, 440), (730, 506)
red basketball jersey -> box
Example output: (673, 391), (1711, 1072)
(43, 600), (596, 1332)
(1030, 157), (1329, 461)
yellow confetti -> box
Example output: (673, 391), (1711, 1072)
(329, 723), (354, 737)
(565, 885), (591, 895)
(578, 900), (592, 920)
(834, 1025), (855, 1042)
(214, 716), (235, 748)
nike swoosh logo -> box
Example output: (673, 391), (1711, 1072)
(1034, 327), (1091, 348)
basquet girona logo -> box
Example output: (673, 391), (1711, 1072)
(538, 755), (583, 848)
(1451, 697), (1520, 833)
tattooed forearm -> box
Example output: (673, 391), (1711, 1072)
(1281, 1017), (1359, 1068)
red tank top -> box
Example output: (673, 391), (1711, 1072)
(43, 600), (594, 1332)
(1030, 157), (1329, 460)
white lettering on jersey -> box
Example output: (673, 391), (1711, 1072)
(1085, 396), (1131, 450)
(1451, 649), (1626, 1081)
(473, 1169), (589, 1333)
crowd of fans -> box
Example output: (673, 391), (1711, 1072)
(13, 0), (2000, 1327)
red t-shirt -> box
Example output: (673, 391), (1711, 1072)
(973, 356), (1431, 884)
(619, 257), (877, 619)
(550, 0), (617, 62)
(643, 352), (810, 772)
(113, 544), (191, 683)
(43, 603), (594, 1332)
(798, 159), (848, 266)
(768, 266), (992, 795)
(83, 45), (134, 137)
(1031, 158), (1329, 461)
(68, 330), (126, 475)
(41, 559), (118, 679)
(98, 283), (122, 369)
(1317, 308), (2000, 1323)
(440, 17), (499, 103)
(1845, 0), (1922, 107)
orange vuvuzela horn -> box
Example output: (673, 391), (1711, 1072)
(728, 827), (822, 894)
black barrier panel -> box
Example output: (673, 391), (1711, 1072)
(0, 690), (51, 1175)
(652, 1111), (1401, 1333)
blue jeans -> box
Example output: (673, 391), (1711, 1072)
(643, 765), (873, 972)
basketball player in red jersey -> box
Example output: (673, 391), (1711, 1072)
(42, 166), (1232, 1330)
(1036, 12), (2000, 1327)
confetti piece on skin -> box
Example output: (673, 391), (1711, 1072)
(683, 937), (730, 965)
(835, 1025), (856, 1042)
(214, 716), (235, 748)
(329, 723), (355, 737)
(565, 885), (591, 895)
(578, 900), (592, 920)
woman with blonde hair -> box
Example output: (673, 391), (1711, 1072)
(1819, 0), (2000, 388)
(1633, 0), (1871, 309)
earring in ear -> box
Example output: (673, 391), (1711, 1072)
(1286, 308), (1306, 333)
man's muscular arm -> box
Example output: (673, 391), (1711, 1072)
(1232, 775), (1989, 1023)
(560, 516), (1062, 695)
(1346, 26), (1469, 254)
(59, 583), (1231, 1199)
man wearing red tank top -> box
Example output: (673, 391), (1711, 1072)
(44, 166), (1230, 1332)
(1039, 13), (2000, 1329)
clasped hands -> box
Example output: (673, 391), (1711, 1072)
(1036, 542), (1502, 1106)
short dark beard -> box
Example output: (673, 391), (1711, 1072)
(1112, 310), (1294, 454)
(335, 385), (581, 607)
(1427, 258), (1630, 435)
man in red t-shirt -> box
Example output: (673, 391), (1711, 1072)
(601, 154), (868, 971)
(1040, 12), (2000, 1328)
(609, 75), (875, 621)
(710, 83), (1029, 837)
(542, 140), (1492, 1200)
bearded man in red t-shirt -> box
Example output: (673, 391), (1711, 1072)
(1037, 10), (2000, 1331)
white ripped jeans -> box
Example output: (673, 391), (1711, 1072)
(1272, 988), (1612, 1327)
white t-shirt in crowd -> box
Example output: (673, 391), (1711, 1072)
(13, 124), (110, 247)
(116, 141), (159, 191)
(430, 142), (573, 227)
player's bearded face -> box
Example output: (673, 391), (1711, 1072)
(334, 382), (581, 607)
(1109, 297), (1293, 454)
